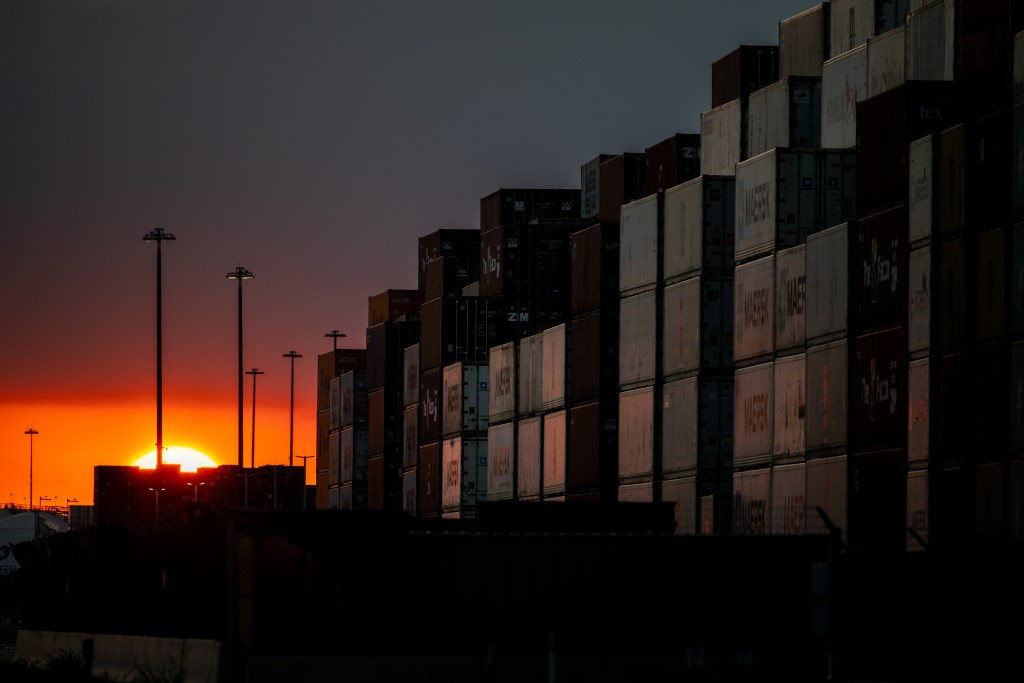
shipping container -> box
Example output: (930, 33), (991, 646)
(1015, 106), (1024, 216)
(419, 296), (502, 371)
(339, 425), (369, 486)
(569, 308), (619, 403)
(663, 275), (733, 379)
(480, 188), (581, 232)
(541, 324), (567, 410)
(570, 221), (619, 316)
(581, 154), (617, 220)
(775, 245), (807, 352)
(619, 289), (658, 387)
(403, 468), (417, 517)
(419, 367), (441, 442)
(518, 332), (544, 416)
(367, 386), (402, 456)
(805, 454), (847, 543)
(734, 362), (774, 468)
(619, 193), (662, 295)
(779, 3), (830, 78)
(418, 228), (480, 294)
(462, 281), (479, 297)
(937, 237), (966, 352)
(853, 326), (906, 450)
(1012, 459), (1024, 542)
(937, 123), (965, 237)
(906, 467), (928, 550)
(567, 399), (618, 500)
(772, 462), (807, 535)
(328, 485), (340, 511)
(619, 385), (655, 481)
(974, 342), (1010, 460)
(643, 133), (700, 197)
(907, 135), (936, 247)
(617, 481), (653, 502)
(733, 466), (771, 535)
(328, 430), (340, 487)
(488, 342), (516, 424)
(806, 339), (849, 454)
(711, 45), (779, 108)
(366, 319), (420, 391)
(829, 0), (873, 58)
(442, 362), (489, 437)
(418, 441), (440, 517)
(329, 376), (341, 432)
(974, 461), (1004, 537)
(849, 448), (907, 554)
(855, 204), (907, 332)
(403, 344), (419, 408)
(969, 109), (1013, 231)
(441, 436), (487, 517)
(479, 222), (574, 303)
(774, 353), (807, 459)
(734, 255), (775, 365)
(700, 98), (746, 176)
(543, 410), (567, 497)
(805, 222), (849, 343)
(368, 455), (384, 510)
(368, 289), (421, 328)
(1015, 342), (1024, 452)
(340, 370), (368, 429)
(821, 44), (868, 148)
(317, 349), (366, 413)
(935, 352), (968, 466)
(1015, 223), (1024, 335)
(517, 416), (542, 501)
(867, 26), (906, 98)
(424, 254), (478, 301)
(598, 152), (646, 223)
(402, 405), (418, 470)
(1016, 30), (1024, 106)
(746, 76), (822, 157)
(663, 175), (735, 282)
(315, 470), (328, 510)
(907, 245), (932, 356)
(955, 0), (1017, 81)
(487, 421), (515, 502)
(907, 358), (931, 465)
(662, 375), (733, 475)
(316, 410), (330, 474)
(906, 0), (955, 81)
(661, 475), (697, 535)
(977, 228), (1006, 342)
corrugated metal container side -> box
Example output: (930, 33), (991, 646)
(908, 134), (936, 247)
(329, 376), (341, 432)
(734, 255), (775, 365)
(829, 0), (873, 58)
(955, 0), (1018, 81)
(734, 362), (774, 468)
(599, 152), (646, 224)
(700, 98), (746, 176)
(442, 436), (487, 516)
(488, 342), (516, 423)
(403, 468), (417, 517)
(328, 430), (340, 487)
(442, 362), (489, 438)
(746, 76), (823, 158)
(1016, 30), (1024, 105)
(570, 221), (620, 316)
(711, 45), (779, 108)
(418, 228), (481, 294)
(518, 332), (544, 416)
(663, 275), (733, 379)
(937, 237), (967, 352)
(569, 309), (620, 403)
(315, 470), (328, 510)
(906, 357), (931, 468)
(775, 245), (807, 353)
(849, 448), (907, 554)
(819, 148), (858, 232)
(619, 385), (655, 481)
(619, 193), (662, 295)
(855, 204), (907, 333)
(402, 405), (418, 470)
(643, 133), (701, 197)
(367, 455), (384, 510)
(805, 222), (849, 344)
(1012, 459), (1024, 542)
(617, 481), (653, 502)
(969, 109), (1013, 231)
(907, 246), (933, 356)
(821, 44), (868, 149)
(424, 254), (477, 301)
(541, 324), (567, 410)
(317, 349), (367, 413)
(462, 282), (480, 297)
(906, 0), (955, 81)
(935, 352), (969, 467)
(420, 297), (501, 370)
(340, 370), (368, 429)
(773, 353), (807, 459)
(866, 26), (906, 98)
(1016, 108), (1024, 219)
(480, 188), (582, 232)
(661, 475), (697, 535)
(1014, 223), (1024, 336)
(582, 154), (617, 220)
(771, 462), (807, 535)
(327, 484), (340, 511)
(567, 399), (618, 500)
(487, 420), (515, 501)
(316, 410), (330, 473)
(418, 297), (446, 371)
(403, 344), (419, 408)
(663, 175), (736, 282)
(340, 425), (369, 485)
(805, 454), (847, 543)
(367, 386), (403, 456)
(662, 376), (734, 476)
(779, 3), (830, 78)
(418, 441), (440, 517)
(852, 326), (906, 450)
(806, 340), (849, 454)
(619, 289), (658, 387)
(937, 123), (965, 237)
(1014, 343), (1024, 452)
(419, 367), (442, 442)
(733, 466), (772, 535)
(976, 228), (1007, 342)
(974, 342), (1010, 460)
(366, 319), (421, 391)
(699, 477), (734, 535)
(543, 410), (567, 497)
(368, 289), (421, 328)
(517, 416), (542, 501)
(735, 149), (814, 262)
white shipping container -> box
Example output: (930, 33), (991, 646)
(487, 421), (515, 501)
(734, 362), (774, 467)
(906, 468), (929, 551)
(774, 354), (807, 457)
(619, 194), (661, 295)
(734, 467), (772, 535)
(700, 98), (745, 176)
(908, 247), (932, 355)
(517, 417), (542, 501)
(542, 410), (567, 497)
(907, 358), (930, 465)
(662, 476), (697, 535)
(619, 290), (658, 387)
(867, 26), (906, 98)
(663, 176), (735, 281)
(541, 324), (567, 410)
(734, 255), (775, 363)
(829, 0), (873, 58)
(618, 481), (654, 502)
(746, 77), (822, 158)
(663, 276), (732, 378)
(403, 344), (419, 408)
(443, 362), (489, 437)
(662, 376), (733, 475)
(329, 377), (341, 432)
(775, 245), (807, 351)
(772, 462), (807, 535)
(805, 455), (847, 542)
(779, 3), (829, 78)
(402, 405), (418, 469)
(489, 342), (516, 423)
(821, 45), (867, 148)
(518, 333), (544, 416)
(805, 222), (849, 342)
(619, 385), (655, 479)
(908, 135), (935, 245)
(329, 430), (340, 486)
(441, 436), (487, 513)
(906, 0), (954, 81)
(735, 149), (819, 261)
(806, 340), (849, 452)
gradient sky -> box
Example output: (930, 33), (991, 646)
(1, 0), (815, 507)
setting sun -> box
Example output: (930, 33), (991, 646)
(134, 446), (219, 472)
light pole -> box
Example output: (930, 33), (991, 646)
(282, 351), (303, 466)
(143, 227), (175, 467)
(296, 453), (314, 511)
(24, 429), (38, 511)
(227, 266), (255, 468)
(324, 329), (346, 351)
(148, 487), (166, 532)
(246, 367), (264, 469)
(187, 482), (205, 502)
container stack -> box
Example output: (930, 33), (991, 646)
(336, 368), (369, 510)
(1013, 30), (1024, 546)
(401, 343), (419, 516)
(516, 330), (544, 502)
(643, 133), (700, 197)
(486, 340), (516, 504)
(440, 360), (490, 519)
(316, 348), (366, 509)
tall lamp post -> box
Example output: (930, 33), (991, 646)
(296, 453), (314, 511)
(282, 350), (303, 466)
(325, 329), (346, 351)
(246, 367), (265, 469)
(144, 228), (175, 467)
(227, 266), (255, 468)
(24, 428), (38, 510)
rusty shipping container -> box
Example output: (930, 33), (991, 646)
(619, 385), (655, 482)
(700, 98), (746, 176)
(339, 370), (368, 429)
(849, 448), (907, 555)
(663, 275), (733, 379)
(598, 152), (645, 223)
(419, 367), (442, 443)
(567, 399), (618, 501)
(852, 326), (906, 450)
(442, 362), (489, 438)
(570, 221), (619, 316)
(368, 289), (421, 328)
(661, 375), (733, 476)
(855, 204), (907, 333)
(711, 45), (779, 108)
(418, 228), (480, 294)
(569, 309), (618, 404)
(805, 454), (847, 543)
(543, 410), (567, 498)
(773, 353), (807, 460)
(805, 222), (849, 344)
(480, 188), (581, 232)
(517, 416), (542, 501)
(908, 134), (936, 247)
(734, 361), (774, 469)
(619, 193), (662, 295)
(779, 3), (831, 78)
(619, 289), (658, 388)
(541, 324), (567, 411)
(581, 154), (617, 220)
(746, 76), (822, 157)
(907, 357), (931, 466)
(643, 133), (700, 197)
(821, 44), (867, 149)
(418, 441), (440, 517)
(733, 466), (771, 535)
(734, 254), (774, 366)
(366, 319), (420, 391)
(403, 344), (419, 408)
(317, 349), (366, 413)
(806, 339), (849, 455)
(771, 462), (806, 535)
(663, 175), (735, 283)
(487, 420), (515, 502)
(775, 244), (806, 353)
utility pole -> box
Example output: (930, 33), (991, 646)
(324, 329), (346, 351)
(246, 368), (265, 469)
(282, 350), (303, 466)
(24, 428), (38, 511)
(227, 266), (254, 468)
(143, 228), (175, 467)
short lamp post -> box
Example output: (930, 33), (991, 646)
(187, 481), (205, 502)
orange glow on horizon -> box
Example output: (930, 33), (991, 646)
(133, 446), (219, 472)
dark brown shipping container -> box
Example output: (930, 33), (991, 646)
(367, 386), (402, 456)
(368, 454), (384, 510)
(567, 399), (619, 501)
(419, 296), (503, 371)
(643, 133), (701, 197)
(778, 2), (830, 78)
(570, 221), (620, 317)
(418, 440), (441, 517)
(423, 253), (478, 301)
(935, 352), (970, 468)
(317, 349), (367, 413)
(956, 0), (1018, 82)
(366, 319), (420, 391)
(976, 227), (1006, 343)
(599, 152), (645, 223)
(854, 205), (907, 333)
(418, 228), (480, 293)
(852, 326), (906, 450)
(849, 448), (907, 555)
(419, 367), (442, 443)
(932, 465), (972, 550)
(480, 188), (581, 232)
(974, 342), (1010, 462)
(967, 109), (1013, 231)
(570, 309), (619, 404)
(479, 222), (576, 301)
(711, 45), (780, 108)
(937, 237), (968, 353)
(937, 124), (965, 238)
(368, 289), (421, 328)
